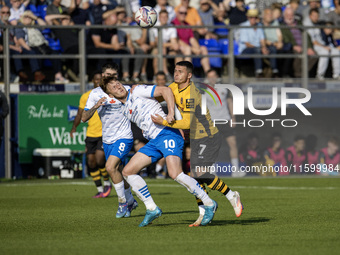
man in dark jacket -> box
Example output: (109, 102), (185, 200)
(280, 7), (317, 77)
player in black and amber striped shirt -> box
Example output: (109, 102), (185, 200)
(151, 61), (244, 227)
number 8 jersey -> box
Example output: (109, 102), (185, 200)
(84, 86), (133, 144)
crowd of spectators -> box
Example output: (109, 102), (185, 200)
(1, 0), (340, 82)
(239, 133), (340, 176)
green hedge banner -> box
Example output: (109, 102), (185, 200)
(18, 94), (87, 163)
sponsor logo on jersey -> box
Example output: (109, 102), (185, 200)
(186, 99), (194, 109)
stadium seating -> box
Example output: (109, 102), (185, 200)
(214, 22), (229, 38)
(195, 39), (223, 68)
(199, 39), (221, 52)
(218, 39), (239, 56)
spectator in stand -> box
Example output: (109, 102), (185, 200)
(319, 21), (340, 79)
(262, 7), (283, 77)
(271, 3), (283, 23)
(15, 11), (68, 82)
(45, 14), (80, 80)
(239, 132), (263, 176)
(172, 5), (211, 74)
(319, 136), (340, 176)
(280, 6), (316, 78)
(305, 134), (319, 173)
(115, 0), (133, 23)
(326, 0), (340, 39)
(302, 0), (328, 23)
(154, 0), (176, 23)
(45, 0), (75, 25)
(214, 1), (227, 24)
(150, 9), (179, 82)
(36, 0), (48, 19)
(198, 0), (220, 39)
(70, 0), (91, 25)
(287, 0), (303, 21)
(0, 5), (40, 82)
(86, 9), (129, 76)
(263, 133), (287, 176)
(174, 0), (206, 39)
(305, 9), (340, 80)
(224, 0), (247, 25)
(89, 0), (116, 24)
(9, 0), (30, 25)
(239, 9), (278, 78)
(285, 135), (306, 174)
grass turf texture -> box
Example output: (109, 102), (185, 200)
(0, 177), (339, 255)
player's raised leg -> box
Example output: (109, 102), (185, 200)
(123, 152), (162, 227)
(166, 155), (218, 226)
(196, 169), (243, 218)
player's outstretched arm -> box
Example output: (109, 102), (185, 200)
(81, 97), (106, 123)
(152, 110), (191, 129)
(70, 107), (84, 139)
(152, 86), (175, 123)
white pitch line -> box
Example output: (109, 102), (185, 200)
(0, 182), (338, 190)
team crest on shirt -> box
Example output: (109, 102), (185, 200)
(186, 99), (194, 109)
(109, 99), (116, 104)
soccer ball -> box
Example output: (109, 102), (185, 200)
(135, 6), (157, 28)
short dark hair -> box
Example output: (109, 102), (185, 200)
(101, 62), (119, 73)
(91, 70), (102, 81)
(175, 61), (193, 74)
(305, 134), (317, 150)
(271, 132), (282, 139)
(159, 10), (169, 15)
(324, 21), (334, 26)
(100, 75), (117, 94)
(294, 135), (305, 142)
(328, 136), (340, 146)
(155, 71), (166, 77)
(309, 8), (319, 16)
(248, 132), (259, 140)
(206, 69), (217, 75)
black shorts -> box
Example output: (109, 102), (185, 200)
(215, 123), (236, 138)
(190, 132), (222, 169)
(85, 137), (104, 155)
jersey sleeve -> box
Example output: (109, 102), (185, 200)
(133, 85), (157, 98)
(79, 92), (88, 109)
(162, 109), (191, 129)
(84, 90), (98, 111)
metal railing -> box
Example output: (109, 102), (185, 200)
(1, 23), (339, 178)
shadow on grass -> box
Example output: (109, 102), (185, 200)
(192, 217), (271, 226)
(128, 210), (198, 219)
(162, 210), (198, 215)
(150, 217), (270, 227)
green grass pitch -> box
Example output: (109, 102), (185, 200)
(0, 177), (339, 255)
